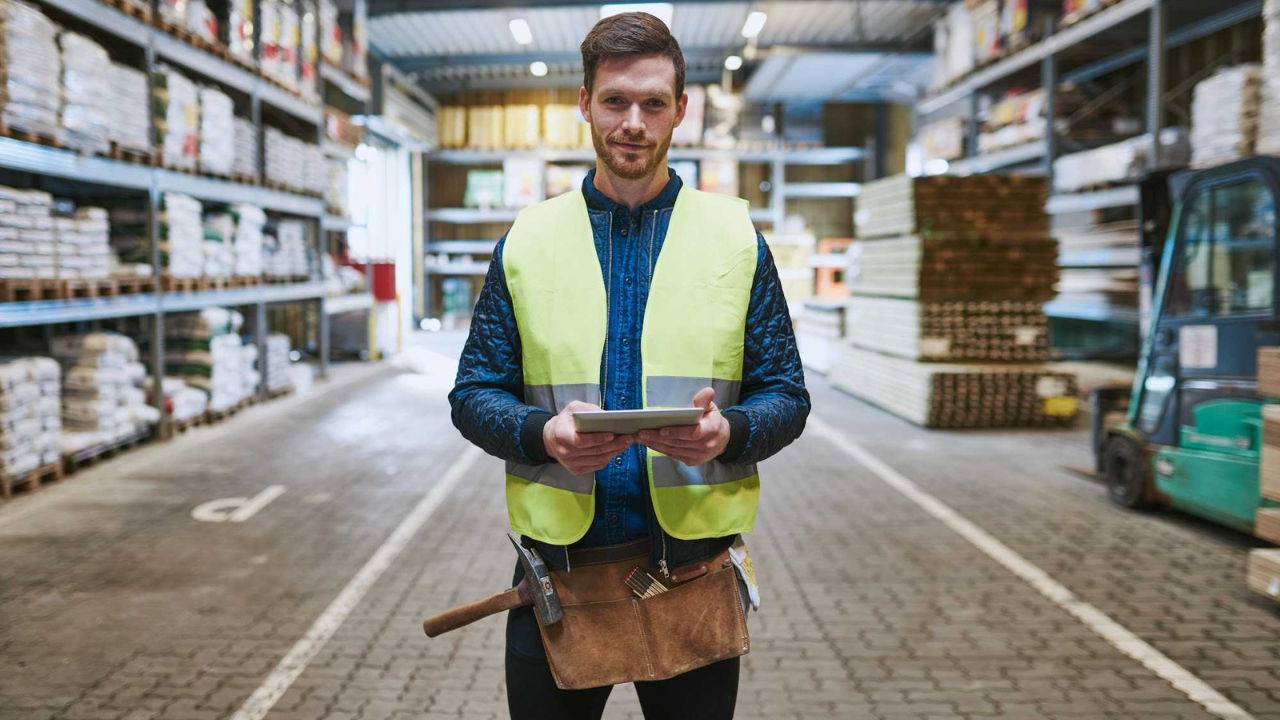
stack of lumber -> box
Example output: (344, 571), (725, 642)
(1257, 0), (1280, 154)
(795, 300), (844, 375)
(831, 174), (1074, 429)
(846, 297), (1047, 362)
(1191, 65), (1261, 169)
(1254, 356), (1280, 595)
(833, 348), (1078, 429)
(1247, 549), (1280, 600)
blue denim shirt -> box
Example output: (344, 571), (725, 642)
(450, 168), (809, 560)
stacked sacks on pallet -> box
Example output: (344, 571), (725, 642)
(264, 219), (309, 278)
(1191, 65), (1262, 169)
(50, 333), (156, 456)
(265, 333), (292, 393)
(0, 187), (53, 281)
(159, 377), (207, 423)
(240, 342), (261, 400)
(202, 211), (235, 279)
(0, 357), (60, 479)
(110, 63), (151, 157)
(57, 31), (112, 156)
(53, 207), (111, 281)
(165, 308), (252, 415)
(198, 87), (234, 177)
(107, 194), (204, 280)
(1, 0), (60, 139)
(299, 0), (319, 104)
(232, 204), (265, 278)
(154, 65), (199, 172)
(232, 118), (260, 183)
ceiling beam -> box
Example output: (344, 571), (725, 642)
(369, 0), (953, 17)
(394, 45), (933, 74)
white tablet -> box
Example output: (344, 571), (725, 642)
(572, 408), (704, 435)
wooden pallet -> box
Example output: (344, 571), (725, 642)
(153, 17), (234, 63)
(113, 276), (156, 295)
(264, 275), (309, 285)
(199, 276), (232, 292)
(110, 142), (154, 166)
(266, 386), (293, 400)
(0, 124), (63, 150)
(1, 463), (63, 499)
(161, 275), (201, 293)
(62, 430), (153, 475)
(100, 0), (150, 22)
(231, 172), (260, 186)
(0, 279), (59, 303)
(232, 275), (263, 287)
(173, 413), (208, 434)
(58, 278), (120, 300)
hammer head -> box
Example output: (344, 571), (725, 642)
(509, 534), (564, 626)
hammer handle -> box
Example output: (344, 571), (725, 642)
(423, 587), (524, 638)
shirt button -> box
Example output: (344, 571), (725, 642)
(622, 338), (630, 347)
(610, 515), (620, 524)
(625, 277), (633, 286)
(614, 457), (623, 466)
(621, 227), (629, 237)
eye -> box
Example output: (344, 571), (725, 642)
(646, 100), (666, 108)
(605, 97), (625, 105)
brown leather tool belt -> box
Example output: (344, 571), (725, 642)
(535, 539), (750, 690)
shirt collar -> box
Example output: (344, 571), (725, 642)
(582, 167), (682, 215)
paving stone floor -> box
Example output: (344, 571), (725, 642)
(1, 335), (1278, 720)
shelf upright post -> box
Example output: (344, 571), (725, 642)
(412, 151), (425, 323)
(318, 295), (330, 377)
(1042, 51), (1058, 192)
(967, 92), (981, 160)
(873, 102), (888, 180)
(421, 154), (432, 321)
(1148, 0), (1167, 167)
(145, 38), (169, 439)
(770, 157), (785, 231)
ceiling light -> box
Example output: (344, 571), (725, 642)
(509, 18), (532, 45)
(530, 61), (548, 77)
(741, 11), (767, 38)
(600, 3), (674, 29)
(724, 55), (743, 71)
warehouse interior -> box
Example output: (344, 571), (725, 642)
(2, 0), (1280, 718)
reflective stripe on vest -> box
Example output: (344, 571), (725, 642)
(503, 186), (761, 545)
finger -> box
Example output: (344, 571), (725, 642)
(650, 424), (702, 442)
(563, 447), (631, 473)
(564, 436), (634, 459)
(691, 387), (716, 412)
(562, 400), (603, 413)
(639, 439), (706, 459)
(571, 431), (620, 449)
(638, 434), (705, 449)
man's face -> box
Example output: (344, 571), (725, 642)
(580, 54), (687, 181)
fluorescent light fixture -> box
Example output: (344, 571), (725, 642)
(530, 61), (548, 77)
(509, 18), (532, 45)
(724, 55), (743, 71)
(600, 3), (674, 28)
(741, 11), (767, 38)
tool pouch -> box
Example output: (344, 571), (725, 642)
(536, 548), (749, 690)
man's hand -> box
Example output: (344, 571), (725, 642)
(543, 401), (635, 476)
(637, 387), (730, 466)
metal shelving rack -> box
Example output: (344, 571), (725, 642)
(421, 146), (866, 319)
(916, 0), (1264, 329)
(0, 0), (377, 433)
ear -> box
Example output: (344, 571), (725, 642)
(673, 91), (688, 128)
(578, 86), (591, 124)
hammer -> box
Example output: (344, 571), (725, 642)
(422, 535), (564, 638)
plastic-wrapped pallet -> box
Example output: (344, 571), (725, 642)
(58, 32), (113, 156)
(265, 333), (292, 392)
(158, 376), (206, 422)
(320, 0), (341, 66)
(54, 207), (111, 281)
(116, 193), (203, 279)
(305, 143), (327, 196)
(157, 0), (186, 27)
(232, 117), (259, 182)
(0, 356), (60, 477)
(1053, 129), (1192, 194)
(232, 204), (265, 277)
(198, 87), (234, 177)
(1257, 0), (1280, 155)
(261, 0), (300, 93)
(110, 63), (152, 155)
(264, 219), (308, 278)
(241, 342), (261, 399)
(165, 308), (249, 413)
(348, 0), (367, 81)
(51, 332), (153, 450)
(1191, 65), (1262, 169)
(265, 127), (321, 193)
(300, 0), (319, 102)
(0, 186), (54, 281)
(1, 0), (61, 138)
(229, 0), (254, 64)
(185, 0), (217, 44)
(154, 66), (200, 172)
(202, 212), (235, 278)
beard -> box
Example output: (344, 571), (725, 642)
(590, 122), (672, 181)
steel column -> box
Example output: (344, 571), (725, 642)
(770, 158), (786, 230)
(255, 300), (268, 399)
(967, 92), (981, 159)
(1042, 52), (1057, 191)
(873, 102), (888, 179)
(318, 297), (330, 378)
(1148, 0), (1167, 166)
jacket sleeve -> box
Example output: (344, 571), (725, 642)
(717, 232), (811, 464)
(449, 235), (554, 465)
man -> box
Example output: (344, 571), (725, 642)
(449, 11), (809, 720)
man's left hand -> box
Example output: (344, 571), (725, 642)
(637, 387), (730, 466)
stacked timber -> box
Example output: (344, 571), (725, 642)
(1190, 65), (1261, 169)
(831, 174), (1074, 429)
(1252, 352), (1280, 601)
(1247, 549), (1280, 600)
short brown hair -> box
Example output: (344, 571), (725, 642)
(581, 12), (686, 98)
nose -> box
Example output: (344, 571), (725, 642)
(622, 103), (644, 134)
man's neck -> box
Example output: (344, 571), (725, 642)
(592, 162), (670, 211)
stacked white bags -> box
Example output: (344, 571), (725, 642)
(1, 0), (60, 138)
(233, 204), (265, 277)
(51, 333), (155, 455)
(1258, 0), (1280, 155)
(110, 63), (152, 155)
(166, 308), (251, 414)
(320, 0), (342, 66)
(265, 333), (292, 393)
(264, 219), (308, 278)
(161, 377), (207, 423)
(0, 356), (60, 479)
(228, 0), (254, 64)
(300, 0), (319, 102)
(0, 187), (54, 280)
(260, 0), (300, 93)
(233, 117), (260, 182)
(1191, 65), (1262, 169)
(58, 32), (112, 155)
(155, 65), (200, 172)
(304, 143), (327, 197)
(162, 193), (204, 279)
(202, 212), (235, 279)
(266, 128), (326, 194)
(241, 342), (261, 400)
(198, 87), (235, 177)
(54, 207), (111, 280)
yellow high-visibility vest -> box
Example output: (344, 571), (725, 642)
(502, 186), (761, 545)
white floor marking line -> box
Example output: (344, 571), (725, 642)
(807, 416), (1255, 720)
(228, 485), (287, 522)
(228, 445), (485, 720)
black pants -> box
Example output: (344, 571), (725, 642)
(505, 643), (740, 720)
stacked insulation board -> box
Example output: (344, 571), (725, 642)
(831, 174), (1074, 429)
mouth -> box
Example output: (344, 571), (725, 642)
(612, 141), (651, 153)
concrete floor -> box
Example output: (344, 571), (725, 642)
(1, 332), (1278, 720)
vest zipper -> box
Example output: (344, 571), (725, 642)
(602, 212), (614, 404)
(646, 208), (668, 578)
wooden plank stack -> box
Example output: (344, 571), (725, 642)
(1247, 549), (1280, 600)
(831, 174), (1074, 429)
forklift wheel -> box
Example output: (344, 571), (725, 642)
(1104, 436), (1150, 509)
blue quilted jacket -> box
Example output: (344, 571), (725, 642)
(449, 169), (809, 571)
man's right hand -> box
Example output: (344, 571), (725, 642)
(543, 401), (634, 476)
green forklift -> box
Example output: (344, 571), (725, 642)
(1092, 156), (1280, 535)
